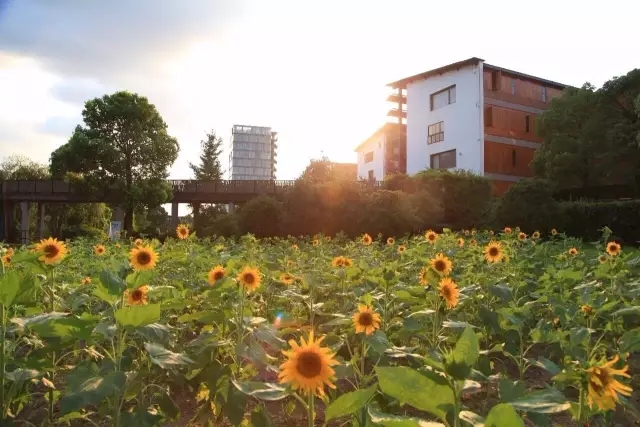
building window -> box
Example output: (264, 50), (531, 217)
(364, 152), (374, 163)
(541, 86), (547, 102)
(525, 115), (530, 133)
(430, 85), (456, 111)
(427, 121), (444, 144)
(512, 149), (517, 167)
(511, 79), (516, 95)
(368, 170), (375, 180)
(430, 149), (456, 169)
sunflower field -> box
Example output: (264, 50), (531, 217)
(0, 225), (639, 427)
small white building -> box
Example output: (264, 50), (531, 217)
(355, 123), (406, 181)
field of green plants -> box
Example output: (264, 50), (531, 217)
(0, 226), (638, 427)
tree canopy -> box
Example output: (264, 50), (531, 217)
(532, 69), (640, 190)
(189, 130), (224, 180)
(0, 155), (50, 179)
(50, 91), (179, 233)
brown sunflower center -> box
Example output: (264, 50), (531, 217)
(609, 244), (619, 253)
(358, 312), (374, 327)
(435, 260), (446, 272)
(179, 228), (187, 235)
(589, 368), (609, 393)
(131, 289), (144, 301)
(428, 234), (435, 241)
(243, 273), (256, 285)
(214, 270), (224, 280)
(442, 285), (453, 299)
(283, 274), (292, 280)
(296, 350), (323, 378)
(44, 244), (59, 258)
(136, 251), (152, 265)
(97, 247), (104, 253)
(488, 247), (499, 257)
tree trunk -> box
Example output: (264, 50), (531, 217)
(124, 206), (134, 235)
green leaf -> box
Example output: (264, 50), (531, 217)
(444, 327), (479, 380)
(93, 282), (120, 305)
(612, 306), (640, 316)
(5, 368), (40, 384)
(618, 328), (640, 353)
(498, 379), (525, 403)
(126, 270), (156, 289)
(376, 366), (454, 422)
(325, 384), (377, 422)
(99, 270), (126, 294)
(31, 316), (97, 340)
(488, 284), (512, 302)
(0, 270), (20, 307)
(459, 410), (484, 427)
(136, 323), (171, 344)
(368, 404), (445, 427)
(115, 304), (160, 328)
(177, 310), (224, 324)
(250, 406), (274, 427)
(484, 403), (524, 427)
(509, 388), (571, 414)
(144, 342), (193, 368)
(60, 371), (126, 414)
(530, 357), (562, 376)
(10, 312), (69, 330)
(232, 381), (288, 401)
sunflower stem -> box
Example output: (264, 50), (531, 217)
(308, 392), (315, 427)
(0, 302), (6, 420)
(236, 285), (245, 376)
(577, 386), (585, 423)
(48, 268), (56, 425)
(360, 340), (368, 426)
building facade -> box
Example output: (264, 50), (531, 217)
(357, 57), (565, 193)
(355, 122), (406, 180)
(229, 124), (278, 180)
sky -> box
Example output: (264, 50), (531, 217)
(0, 0), (637, 182)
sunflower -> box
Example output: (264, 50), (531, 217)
(484, 241), (503, 263)
(568, 247), (579, 256)
(469, 239), (477, 247)
(325, 236), (331, 242)
(352, 305), (381, 335)
(586, 355), (632, 411)
(208, 265), (226, 285)
(5, 247), (14, 257)
(1, 254), (11, 267)
(312, 239), (320, 247)
(397, 245), (407, 254)
(439, 277), (459, 309)
(126, 285), (150, 306)
(176, 224), (190, 240)
(362, 234), (372, 246)
(237, 267), (262, 292)
(81, 276), (92, 285)
(115, 243), (121, 249)
(419, 267), (430, 286)
(581, 304), (594, 315)
(457, 238), (465, 247)
(129, 245), (159, 271)
(551, 228), (558, 236)
(35, 237), (68, 265)
(278, 331), (338, 397)
(331, 256), (352, 268)
(532, 231), (541, 239)
(425, 230), (438, 243)
(464, 229), (470, 236)
(280, 273), (295, 285)
(606, 242), (621, 256)
(504, 227), (512, 234)
(430, 253), (453, 276)
(94, 244), (106, 255)
(518, 232), (527, 241)
(386, 237), (395, 246)
(134, 238), (143, 247)
(292, 244), (299, 250)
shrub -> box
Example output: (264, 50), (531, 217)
(358, 190), (420, 237)
(236, 195), (283, 237)
(559, 199), (640, 244)
(494, 178), (559, 233)
(202, 213), (239, 238)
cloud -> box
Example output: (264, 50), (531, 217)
(35, 116), (79, 138)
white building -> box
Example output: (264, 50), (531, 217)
(355, 123), (406, 181)
(357, 57), (565, 194)
(229, 124), (278, 180)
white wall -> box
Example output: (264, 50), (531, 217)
(406, 63), (483, 174)
(356, 135), (385, 180)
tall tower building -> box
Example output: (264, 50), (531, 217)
(228, 125), (278, 180)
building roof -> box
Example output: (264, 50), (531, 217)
(387, 57), (568, 89)
(354, 122), (405, 152)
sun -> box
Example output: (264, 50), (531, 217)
(352, 305), (381, 335)
(34, 237), (68, 265)
(237, 267), (262, 292)
(129, 245), (159, 271)
(278, 331), (338, 397)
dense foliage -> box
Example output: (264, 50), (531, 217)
(0, 228), (638, 426)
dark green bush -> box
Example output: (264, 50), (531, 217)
(358, 190), (420, 237)
(494, 178), (559, 233)
(202, 213), (239, 238)
(236, 195), (283, 238)
(558, 199), (640, 244)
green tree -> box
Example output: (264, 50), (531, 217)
(0, 155), (50, 179)
(50, 91), (179, 233)
(189, 130), (224, 180)
(533, 69), (640, 191)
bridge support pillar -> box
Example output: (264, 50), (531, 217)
(227, 203), (235, 214)
(36, 202), (45, 240)
(192, 203), (200, 233)
(20, 201), (30, 245)
(171, 202), (179, 231)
